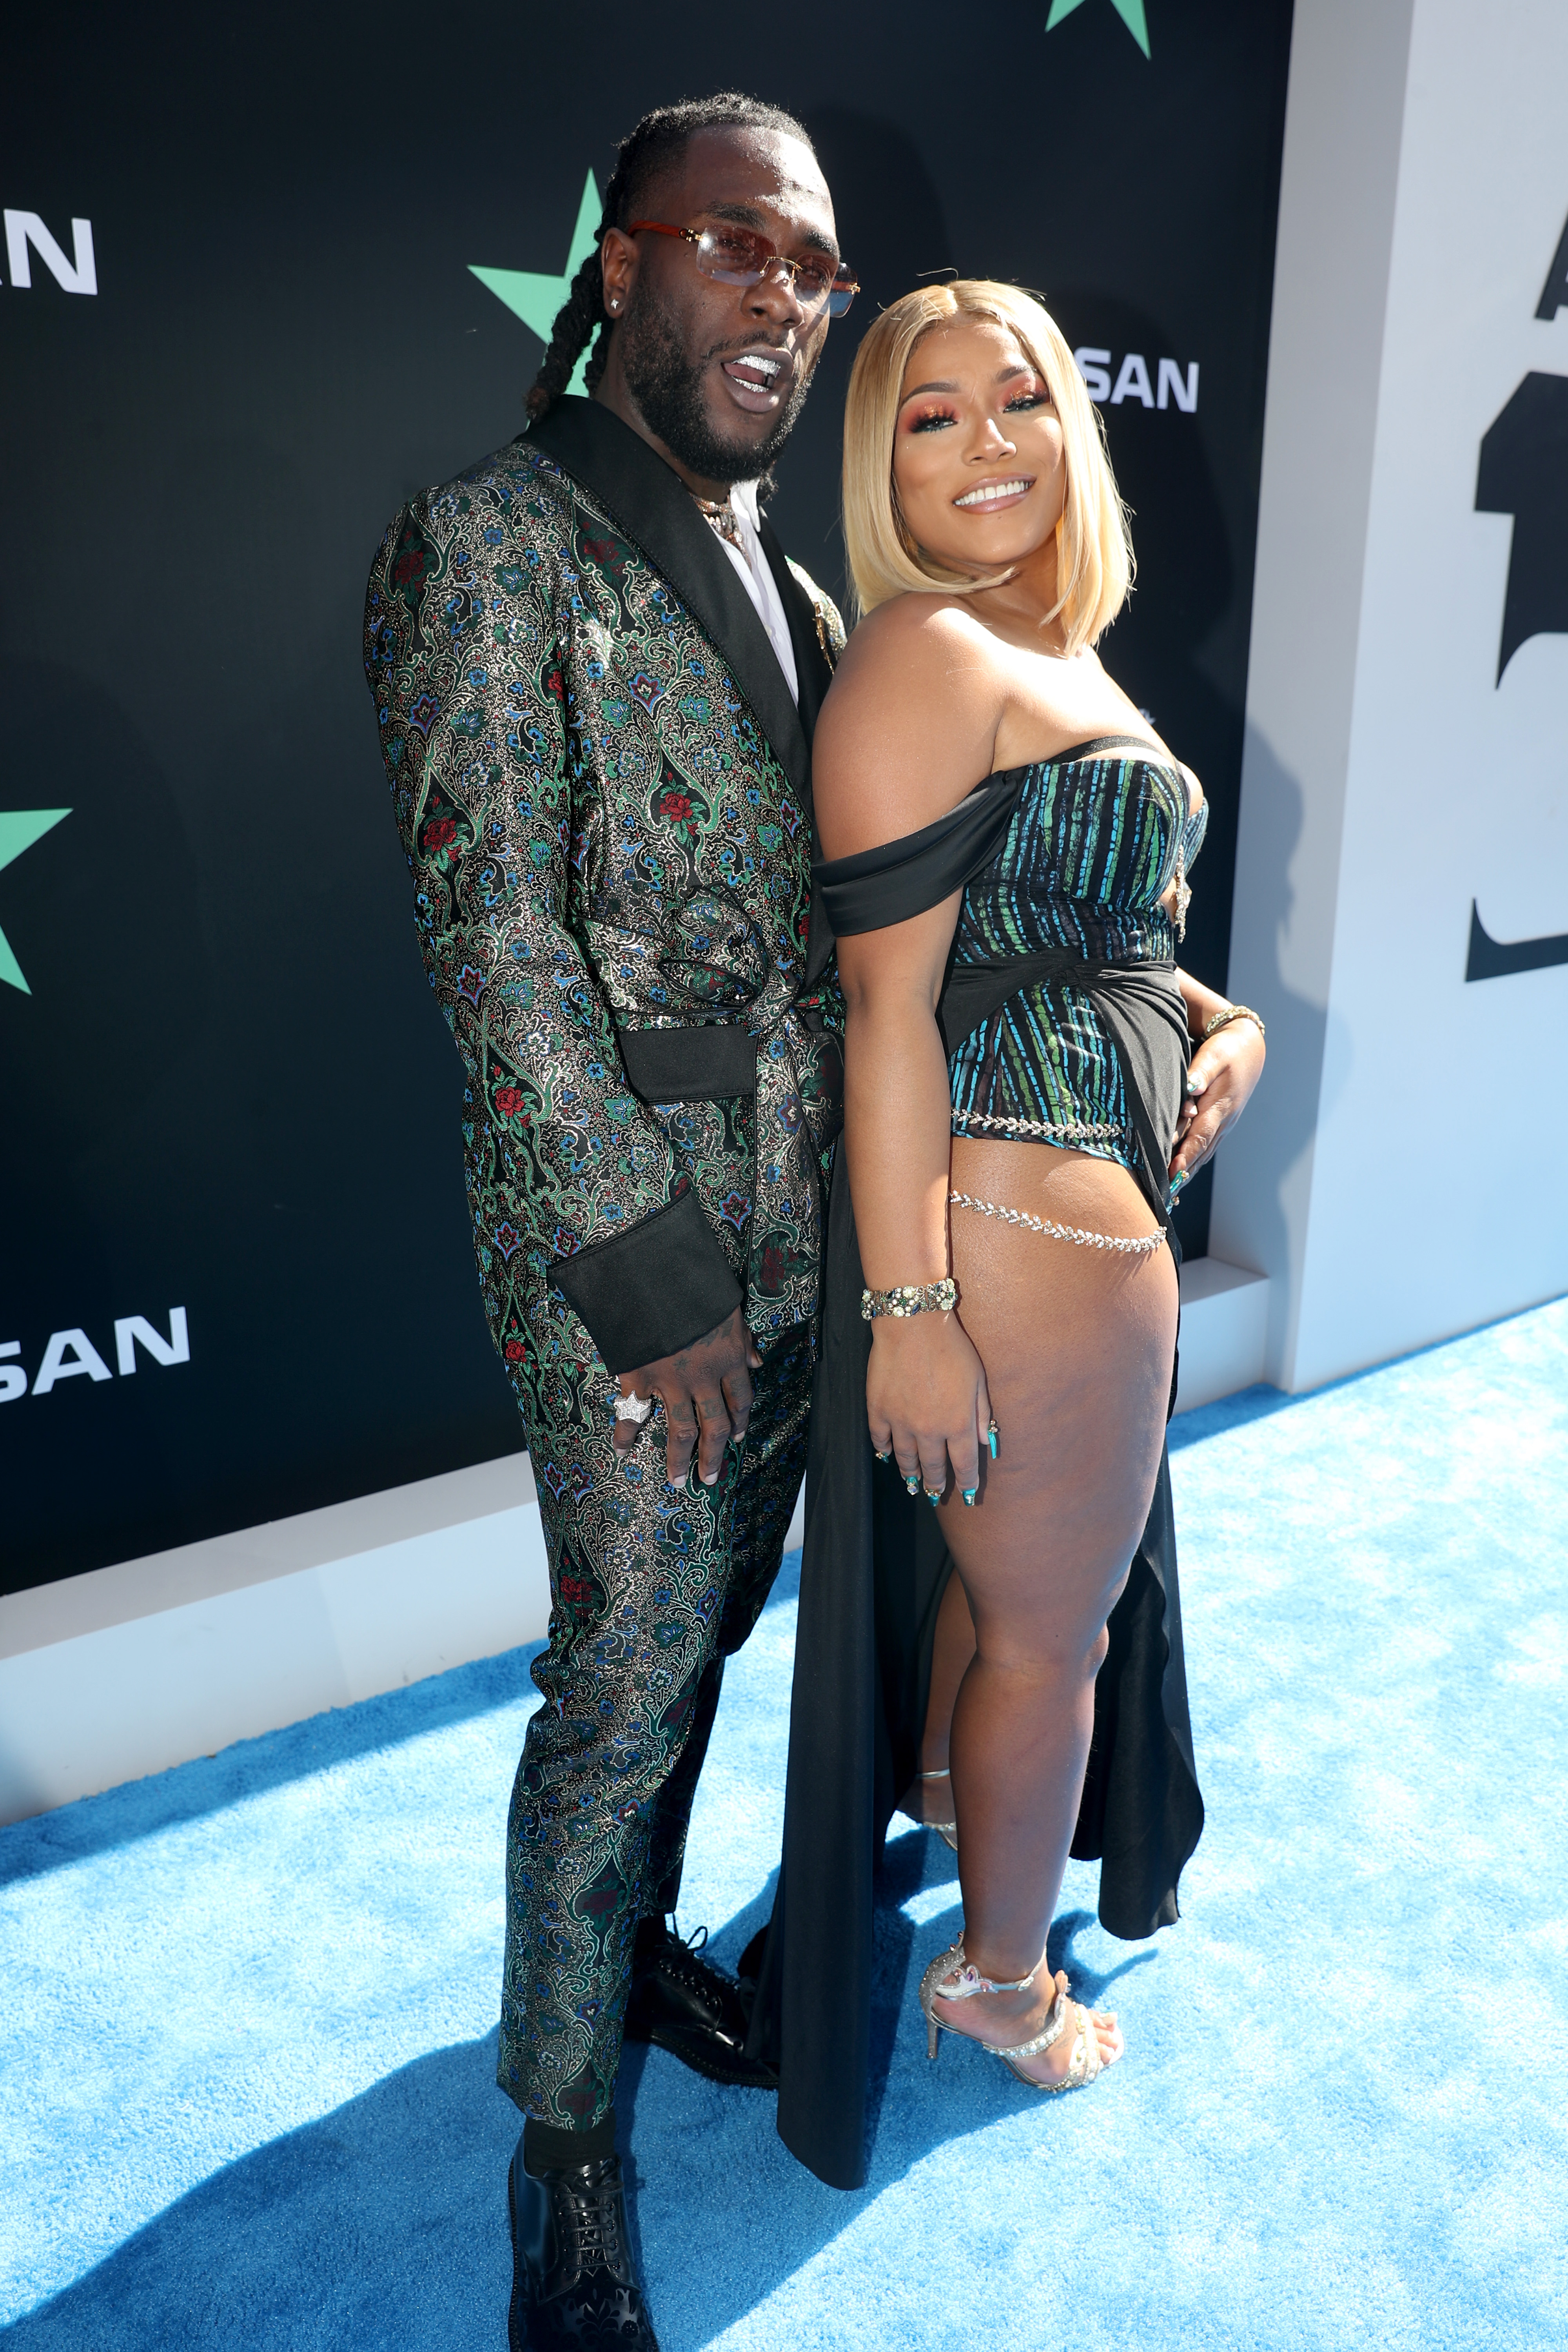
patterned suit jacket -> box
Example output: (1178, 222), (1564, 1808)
(364, 397), (844, 1385)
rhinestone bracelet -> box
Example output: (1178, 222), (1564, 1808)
(1201, 1003), (1266, 1043)
(860, 1277), (958, 1322)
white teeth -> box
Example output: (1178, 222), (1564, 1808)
(954, 477), (1033, 508)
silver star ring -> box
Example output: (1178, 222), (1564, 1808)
(613, 1390), (655, 1425)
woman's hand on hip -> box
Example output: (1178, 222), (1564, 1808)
(1170, 1019), (1266, 1186)
(867, 1313), (993, 1502)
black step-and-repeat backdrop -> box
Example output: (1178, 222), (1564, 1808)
(2, 0), (1294, 1592)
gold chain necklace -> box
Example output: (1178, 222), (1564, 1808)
(691, 494), (742, 548)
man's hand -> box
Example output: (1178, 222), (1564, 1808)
(614, 1305), (763, 1488)
(1170, 1018), (1266, 1192)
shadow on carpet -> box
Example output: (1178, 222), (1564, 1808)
(2, 2034), (517, 2352)
(2, 1892), (1149, 2352)
(0, 1646), (549, 1893)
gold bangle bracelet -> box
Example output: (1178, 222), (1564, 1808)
(1201, 1004), (1266, 1043)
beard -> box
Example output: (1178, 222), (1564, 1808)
(619, 285), (813, 488)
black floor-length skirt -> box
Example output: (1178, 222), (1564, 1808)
(744, 1143), (1206, 2191)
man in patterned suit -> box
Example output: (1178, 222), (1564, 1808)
(365, 94), (855, 2352)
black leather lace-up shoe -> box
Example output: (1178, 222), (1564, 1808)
(508, 2137), (659, 2351)
(623, 1916), (777, 2089)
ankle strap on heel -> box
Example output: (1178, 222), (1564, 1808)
(932, 1936), (1044, 1999)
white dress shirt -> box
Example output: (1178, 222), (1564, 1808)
(705, 481), (800, 707)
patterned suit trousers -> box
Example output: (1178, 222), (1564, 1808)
(496, 1318), (811, 2127)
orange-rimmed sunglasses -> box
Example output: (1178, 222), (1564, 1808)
(628, 220), (859, 317)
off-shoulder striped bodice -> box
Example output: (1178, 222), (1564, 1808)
(947, 736), (1206, 1169)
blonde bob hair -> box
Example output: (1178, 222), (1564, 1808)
(842, 279), (1133, 654)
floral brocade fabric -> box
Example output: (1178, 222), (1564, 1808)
(364, 431), (844, 2127)
(363, 433), (845, 1394)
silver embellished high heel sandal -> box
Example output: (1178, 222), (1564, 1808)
(913, 1767), (958, 1851)
(917, 1937), (1110, 2093)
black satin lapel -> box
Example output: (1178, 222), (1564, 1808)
(525, 397), (812, 806)
(757, 514), (834, 751)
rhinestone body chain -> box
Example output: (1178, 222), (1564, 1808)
(952, 1109), (1125, 1144)
(948, 1189), (1166, 1259)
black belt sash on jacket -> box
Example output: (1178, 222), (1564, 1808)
(615, 1005), (836, 1108)
(615, 1023), (761, 1103)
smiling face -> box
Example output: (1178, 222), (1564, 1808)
(599, 125), (840, 492)
(891, 317), (1067, 584)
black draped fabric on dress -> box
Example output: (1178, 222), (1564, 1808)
(744, 746), (1207, 2190)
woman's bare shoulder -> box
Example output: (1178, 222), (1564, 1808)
(829, 592), (992, 694)
(813, 595), (1005, 860)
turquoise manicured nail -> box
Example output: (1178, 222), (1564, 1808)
(962, 1488), (977, 1506)
(927, 1492), (940, 1509)
(1170, 1170), (1189, 1200)
(987, 1428), (999, 1459)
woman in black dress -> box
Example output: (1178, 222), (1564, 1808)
(746, 281), (1265, 2189)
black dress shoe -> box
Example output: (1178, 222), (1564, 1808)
(623, 1916), (777, 2089)
(508, 2138), (658, 2351)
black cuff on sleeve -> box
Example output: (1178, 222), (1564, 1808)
(548, 1188), (744, 1373)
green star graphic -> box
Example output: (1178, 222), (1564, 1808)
(470, 169), (603, 394)
(0, 808), (69, 994)
(1047, 0), (1151, 58)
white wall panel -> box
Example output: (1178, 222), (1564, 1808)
(0, 1460), (550, 1825)
(1213, 0), (1568, 1389)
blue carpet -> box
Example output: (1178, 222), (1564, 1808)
(4, 1300), (1566, 2349)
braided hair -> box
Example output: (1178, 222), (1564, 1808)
(525, 93), (815, 424)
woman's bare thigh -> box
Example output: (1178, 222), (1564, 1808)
(941, 1136), (1178, 1648)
